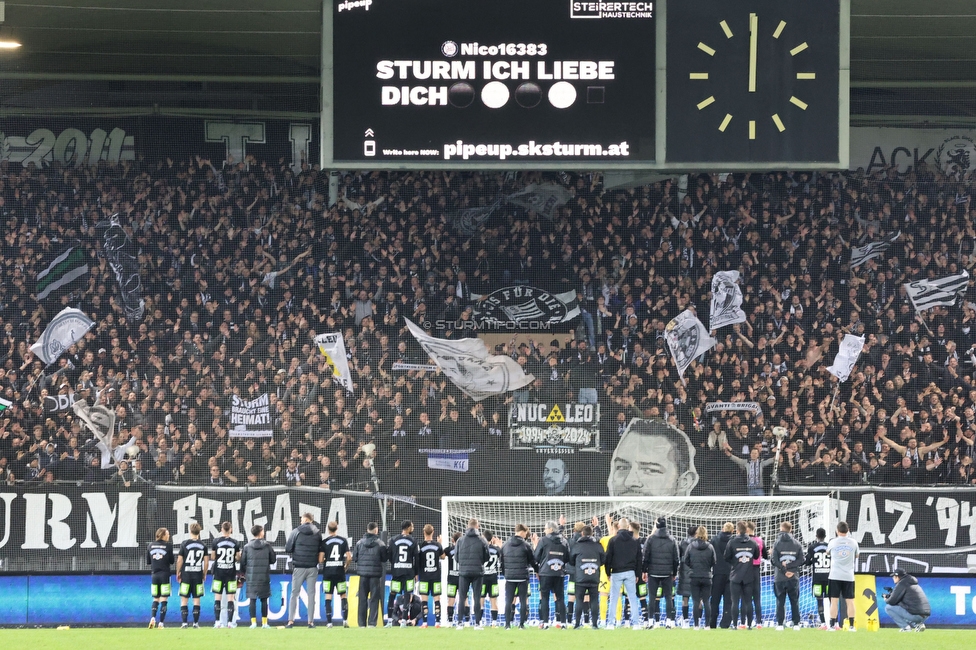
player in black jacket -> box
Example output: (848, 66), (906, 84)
(804, 527), (829, 625)
(533, 522), (569, 628)
(147, 527), (175, 628)
(210, 521), (241, 628)
(724, 521), (760, 629)
(708, 522), (735, 629)
(176, 522), (209, 628)
(500, 524), (537, 629)
(643, 517), (680, 628)
(417, 524), (445, 627)
(386, 520), (419, 626)
(569, 526), (605, 629)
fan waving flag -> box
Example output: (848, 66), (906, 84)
(506, 184), (573, 220)
(34, 242), (90, 301)
(314, 332), (355, 394)
(404, 318), (534, 401)
(827, 334), (865, 383)
(904, 271), (970, 311)
(850, 231), (900, 268)
(30, 307), (94, 364)
(665, 310), (717, 379)
(709, 270), (746, 330)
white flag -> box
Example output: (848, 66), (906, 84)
(506, 184), (573, 220)
(709, 271), (746, 330)
(827, 334), (865, 382)
(904, 271), (970, 311)
(850, 231), (900, 268)
(404, 319), (535, 401)
(315, 332), (355, 394)
(665, 310), (717, 378)
(30, 307), (94, 364)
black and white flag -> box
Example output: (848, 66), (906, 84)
(506, 184), (573, 220)
(404, 318), (534, 401)
(827, 334), (865, 383)
(904, 271), (970, 311)
(454, 199), (502, 237)
(709, 270), (746, 330)
(30, 307), (94, 364)
(95, 216), (145, 322)
(850, 231), (901, 268)
(665, 310), (717, 379)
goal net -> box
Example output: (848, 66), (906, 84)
(441, 495), (832, 627)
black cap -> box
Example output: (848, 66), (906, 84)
(891, 568), (907, 578)
(656, 517), (667, 529)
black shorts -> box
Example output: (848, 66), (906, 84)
(179, 579), (205, 598)
(828, 579), (855, 600)
(390, 576), (415, 593)
(812, 578), (829, 598)
(418, 579), (442, 597)
(321, 573), (348, 595)
(151, 572), (172, 598)
(481, 576), (499, 598)
(212, 571), (238, 594)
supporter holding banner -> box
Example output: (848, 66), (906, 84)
(704, 402), (762, 415)
(315, 332), (354, 393)
(229, 394), (273, 438)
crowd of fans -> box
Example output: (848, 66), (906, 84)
(0, 153), (974, 496)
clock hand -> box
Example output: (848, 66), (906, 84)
(748, 13), (758, 93)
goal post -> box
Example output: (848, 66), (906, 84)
(441, 495), (832, 627)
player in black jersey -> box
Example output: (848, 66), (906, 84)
(804, 527), (830, 626)
(319, 520), (351, 628)
(386, 520), (419, 626)
(147, 527), (175, 628)
(417, 524), (445, 627)
(176, 522), (209, 628)
(481, 531), (501, 626)
(446, 531), (461, 625)
(210, 521), (241, 628)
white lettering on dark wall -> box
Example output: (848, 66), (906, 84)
(1, 127), (134, 167)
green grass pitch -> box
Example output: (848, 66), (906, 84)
(0, 626), (970, 649)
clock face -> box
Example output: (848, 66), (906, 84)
(666, 0), (841, 165)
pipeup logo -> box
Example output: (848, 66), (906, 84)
(337, 0), (372, 13)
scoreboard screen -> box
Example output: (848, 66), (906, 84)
(328, 0), (657, 167)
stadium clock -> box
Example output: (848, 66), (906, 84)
(666, 0), (844, 165)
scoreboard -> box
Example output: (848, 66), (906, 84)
(323, 0), (849, 170)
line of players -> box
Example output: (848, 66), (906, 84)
(144, 515), (852, 630)
(145, 520), (353, 629)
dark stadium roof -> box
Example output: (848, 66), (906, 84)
(0, 0), (974, 122)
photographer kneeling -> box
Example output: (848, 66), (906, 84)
(883, 569), (930, 632)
